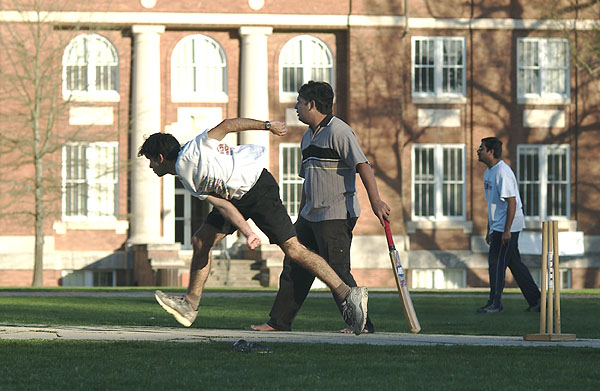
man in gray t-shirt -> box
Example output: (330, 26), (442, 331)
(252, 81), (390, 333)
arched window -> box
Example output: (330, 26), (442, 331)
(171, 34), (227, 102)
(279, 35), (334, 102)
(63, 34), (119, 101)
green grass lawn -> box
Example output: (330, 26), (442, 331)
(0, 290), (597, 337)
(1, 289), (599, 390)
(1, 340), (598, 390)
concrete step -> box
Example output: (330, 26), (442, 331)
(205, 258), (268, 288)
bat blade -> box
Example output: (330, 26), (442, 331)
(384, 221), (421, 333)
(389, 249), (421, 333)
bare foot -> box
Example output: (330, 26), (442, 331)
(339, 327), (370, 334)
(251, 323), (278, 332)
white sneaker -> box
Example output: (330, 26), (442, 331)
(341, 287), (368, 335)
(154, 290), (198, 327)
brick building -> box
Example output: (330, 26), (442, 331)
(0, 0), (598, 289)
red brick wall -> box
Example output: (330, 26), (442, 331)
(0, 270), (62, 287)
(59, 0), (351, 14)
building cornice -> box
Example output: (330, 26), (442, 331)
(0, 11), (597, 31)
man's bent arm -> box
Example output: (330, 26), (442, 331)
(502, 197), (517, 245)
(356, 162), (390, 226)
(205, 195), (261, 249)
(298, 183), (307, 216)
(207, 118), (287, 141)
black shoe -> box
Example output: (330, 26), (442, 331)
(525, 302), (541, 312)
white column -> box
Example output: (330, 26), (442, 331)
(129, 25), (165, 244)
(239, 26), (272, 168)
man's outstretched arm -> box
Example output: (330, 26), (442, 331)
(207, 118), (287, 141)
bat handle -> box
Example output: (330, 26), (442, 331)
(384, 220), (395, 248)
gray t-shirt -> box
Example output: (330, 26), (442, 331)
(299, 116), (368, 222)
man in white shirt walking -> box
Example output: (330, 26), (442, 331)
(477, 137), (541, 313)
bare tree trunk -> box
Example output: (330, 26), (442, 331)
(32, 120), (44, 286)
(31, 8), (44, 287)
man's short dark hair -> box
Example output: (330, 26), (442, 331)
(138, 133), (181, 161)
(481, 137), (502, 159)
(298, 81), (334, 115)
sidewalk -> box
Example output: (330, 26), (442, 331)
(1, 324), (599, 348)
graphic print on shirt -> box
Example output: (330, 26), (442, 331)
(197, 175), (230, 199)
(217, 144), (234, 156)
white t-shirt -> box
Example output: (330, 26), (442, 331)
(175, 130), (264, 200)
(483, 160), (525, 233)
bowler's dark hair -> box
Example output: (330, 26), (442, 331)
(481, 137), (502, 159)
(138, 133), (181, 161)
(298, 81), (334, 115)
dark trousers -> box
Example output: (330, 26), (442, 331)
(267, 216), (373, 331)
(487, 231), (541, 307)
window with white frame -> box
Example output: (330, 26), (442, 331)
(279, 35), (334, 102)
(62, 142), (118, 219)
(171, 34), (227, 102)
(174, 178), (210, 250)
(279, 143), (304, 218)
(412, 37), (466, 100)
(531, 267), (571, 289)
(412, 269), (466, 289)
(61, 270), (116, 287)
(412, 144), (465, 220)
(517, 38), (570, 101)
(517, 144), (570, 219)
(62, 34), (119, 101)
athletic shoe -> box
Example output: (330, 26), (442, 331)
(342, 287), (368, 335)
(525, 301), (541, 312)
(154, 290), (198, 327)
(476, 303), (493, 313)
(481, 303), (503, 313)
(477, 303), (503, 313)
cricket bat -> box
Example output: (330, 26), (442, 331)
(384, 220), (421, 333)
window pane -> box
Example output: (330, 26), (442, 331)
(414, 39), (435, 93)
(281, 36), (333, 95)
(87, 144), (117, 217)
(543, 40), (568, 95)
(66, 65), (88, 91)
(280, 145), (303, 216)
(63, 143), (117, 218)
(64, 144), (87, 216)
(518, 147), (540, 217)
(414, 147), (435, 217)
(518, 40), (540, 95)
(547, 148), (568, 216)
(442, 39), (463, 93)
(93, 36), (118, 92)
(442, 147), (463, 216)
(518, 39), (568, 97)
(64, 34), (118, 93)
(172, 34), (227, 98)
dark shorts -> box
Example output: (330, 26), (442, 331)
(204, 169), (296, 245)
